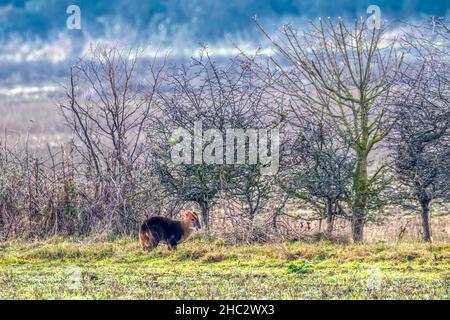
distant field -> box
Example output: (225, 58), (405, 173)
(0, 94), (70, 152)
(0, 238), (448, 299)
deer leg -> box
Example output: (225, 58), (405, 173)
(140, 231), (159, 252)
(168, 239), (178, 251)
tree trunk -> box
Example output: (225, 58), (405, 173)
(351, 212), (365, 243)
(419, 197), (432, 242)
(199, 201), (210, 234)
(352, 149), (369, 243)
(352, 195), (366, 243)
(326, 198), (334, 236)
(272, 214), (278, 233)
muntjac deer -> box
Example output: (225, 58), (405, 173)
(139, 211), (201, 251)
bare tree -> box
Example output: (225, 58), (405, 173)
(149, 51), (275, 232)
(60, 45), (164, 234)
(226, 164), (275, 222)
(255, 18), (403, 242)
(390, 19), (450, 242)
(282, 109), (355, 236)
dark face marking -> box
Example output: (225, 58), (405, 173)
(192, 216), (202, 230)
(185, 211), (201, 231)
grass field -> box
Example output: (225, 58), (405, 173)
(0, 237), (448, 299)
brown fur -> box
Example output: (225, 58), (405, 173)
(139, 227), (155, 249)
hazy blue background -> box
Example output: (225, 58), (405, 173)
(0, 0), (449, 91)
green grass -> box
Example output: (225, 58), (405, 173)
(0, 237), (448, 299)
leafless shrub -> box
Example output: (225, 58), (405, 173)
(252, 18), (404, 242)
(389, 19), (450, 242)
(279, 107), (355, 236)
(148, 50), (279, 232)
(59, 46), (166, 235)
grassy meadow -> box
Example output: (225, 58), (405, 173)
(0, 237), (448, 300)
